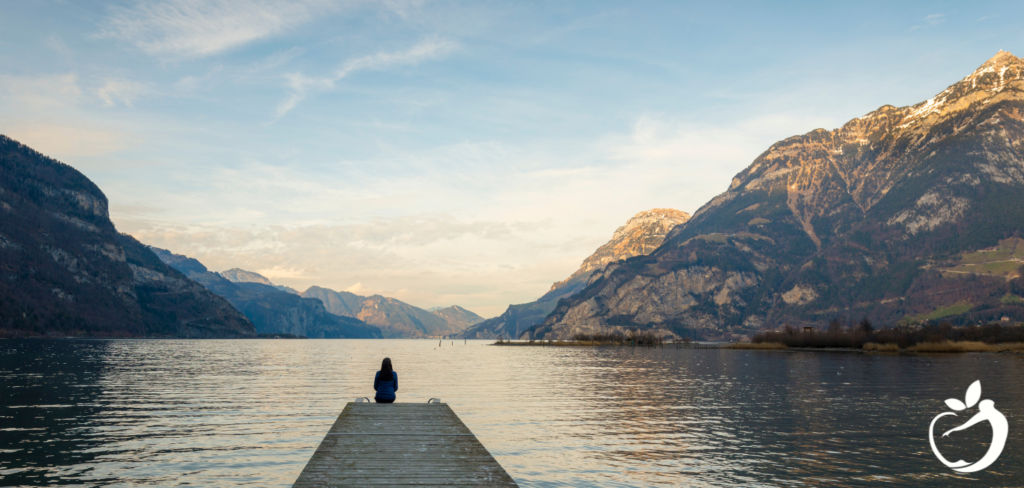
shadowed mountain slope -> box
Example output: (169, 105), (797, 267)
(532, 52), (1024, 340)
(0, 135), (255, 338)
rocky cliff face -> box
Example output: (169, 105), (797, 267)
(301, 286), (470, 338)
(152, 249), (381, 338)
(533, 52), (1024, 340)
(459, 208), (690, 339)
(0, 135), (255, 338)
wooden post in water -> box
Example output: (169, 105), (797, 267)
(293, 402), (517, 487)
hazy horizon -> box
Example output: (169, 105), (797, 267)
(2, 1), (1021, 316)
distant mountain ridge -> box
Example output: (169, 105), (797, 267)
(301, 286), (479, 338)
(152, 249), (381, 338)
(219, 268), (298, 294)
(458, 208), (691, 339)
(220, 268), (272, 285)
(0, 135), (255, 338)
(531, 51), (1024, 340)
(430, 305), (484, 330)
(208, 267), (482, 337)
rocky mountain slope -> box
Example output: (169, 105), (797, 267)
(0, 135), (255, 338)
(301, 286), (474, 338)
(152, 249), (381, 338)
(532, 52), (1024, 340)
(459, 208), (691, 339)
(429, 305), (484, 330)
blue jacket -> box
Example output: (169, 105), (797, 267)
(373, 371), (398, 401)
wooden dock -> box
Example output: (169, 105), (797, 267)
(293, 402), (518, 487)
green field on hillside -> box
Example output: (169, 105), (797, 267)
(942, 237), (1024, 278)
(914, 300), (974, 321)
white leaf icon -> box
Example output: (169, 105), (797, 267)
(965, 380), (981, 408)
(945, 398), (967, 411)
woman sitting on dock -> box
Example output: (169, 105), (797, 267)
(373, 358), (398, 403)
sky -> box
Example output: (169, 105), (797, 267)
(1, 1), (1022, 317)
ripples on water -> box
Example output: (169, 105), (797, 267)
(1, 339), (1022, 487)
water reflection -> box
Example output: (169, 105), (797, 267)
(1, 340), (1022, 486)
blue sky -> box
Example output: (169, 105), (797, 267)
(1, 1), (1022, 317)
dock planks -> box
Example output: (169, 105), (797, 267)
(293, 402), (518, 487)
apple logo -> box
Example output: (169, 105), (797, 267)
(929, 380), (1008, 473)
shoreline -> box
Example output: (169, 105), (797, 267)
(492, 339), (1024, 354)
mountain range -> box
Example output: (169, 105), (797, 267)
(458, 208), (691, 339)
(192, 266), (483, 338)
(151, 248), (382, 338)
(300, 286), (481, 338)
(0, 135), (254, 338)
(530, 51), (1024, 340)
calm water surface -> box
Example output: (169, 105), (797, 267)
(1, 339), (1022, 487)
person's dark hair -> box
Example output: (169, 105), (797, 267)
(379, 357), (393, 381)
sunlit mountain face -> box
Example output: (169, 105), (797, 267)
(535, 52), (1024, 340)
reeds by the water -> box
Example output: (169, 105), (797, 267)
(751, 321), (1024, 352)
(903, 341), (1024, 353)
(752, 330), (868, 348)
(905, 341), (991, 352)
(573, 330), (664, 346)
(862, 342), (899, 351)
(731, 338), (1024, 353)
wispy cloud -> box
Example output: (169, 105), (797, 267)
(911, 13), (945, 30)
(344, 282), (368, 294)
(171, 48), (302, 93)
(275, 37), (458, 117)
(276, 72), (335, 117)
(249, 47), (306, 72)
(97, 0), (338, 58)
(97, 79), (149, 107)
(44, 35), (74, 61)
(379, 0), (426, 20)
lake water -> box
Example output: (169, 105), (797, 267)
(1, 339), (1022, 487)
